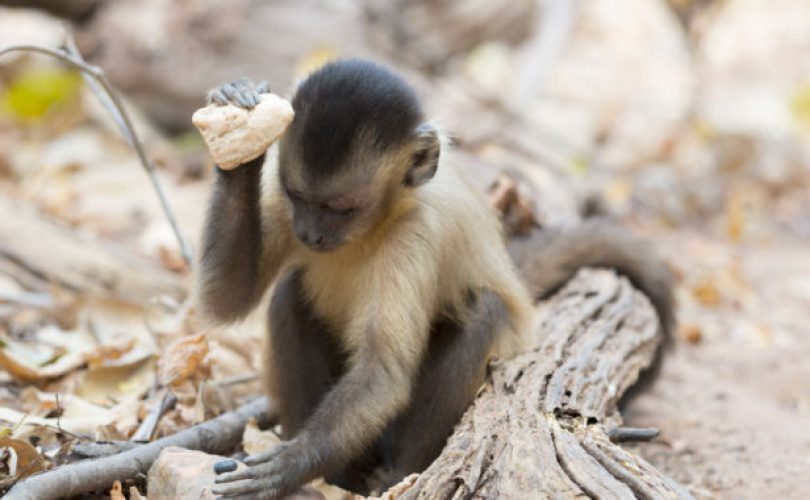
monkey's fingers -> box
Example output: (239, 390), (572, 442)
(213, 479), (280, 500)
(220, 81), (254, 109)
(214, 466), (259, 484)
(243, 446), (285, 466)
(207, 88), (229, 106)
(255, 80), (270, 95)
(213, 470), (287, 499)
(232, 78), (259, 108)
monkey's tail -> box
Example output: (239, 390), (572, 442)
(507, 218), (676, 345)
(507, 218), (675, 402)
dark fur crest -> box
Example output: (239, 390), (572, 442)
(288, 59), (423, 177)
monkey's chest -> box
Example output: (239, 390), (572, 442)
(300, 262), (366, 334)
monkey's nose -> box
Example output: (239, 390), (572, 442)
(300, 231), (327, 250)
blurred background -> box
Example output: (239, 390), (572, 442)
(0, 0), (808, 498)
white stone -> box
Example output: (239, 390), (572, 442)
(147, 446), (241, 499)
(192, 93), (294, 170)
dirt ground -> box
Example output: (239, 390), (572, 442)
(626, 235), (810, 499)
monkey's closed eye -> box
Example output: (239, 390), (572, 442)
(322, 204), (358, 216)
(286, 189), (305, 202)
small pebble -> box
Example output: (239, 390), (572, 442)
(214, 459), (238, 474)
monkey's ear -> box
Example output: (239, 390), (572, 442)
(404, 123), (441, 187)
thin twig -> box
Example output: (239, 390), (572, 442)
(130, 391), (178, 442)
(0, 43), (193, 266)
(5, 398), (273, 500)
(608, 426), (660, 443)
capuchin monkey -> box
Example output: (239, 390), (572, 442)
(196, 59), (674, 499)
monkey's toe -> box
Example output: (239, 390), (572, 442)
(255, 80), (270, 95)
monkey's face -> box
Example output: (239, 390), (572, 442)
(282, 180), (375, 252)
(279, 119), (441, 252)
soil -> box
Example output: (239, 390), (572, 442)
(625, 234), (810, 499)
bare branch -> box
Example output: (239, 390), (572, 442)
(0, 43), (193, 266)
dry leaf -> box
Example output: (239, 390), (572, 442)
(110, 480), (125, 500)
(0, 436), (46, 479)
(725, 191), (746, 242)
(680, 324), (703, 344)
(158, 245), (190, 274)
(488, 174), (537, 237)
(692, 278), (721, 307)
(159, 333), (211, 389)
(0, 346), (85, 384)
(242, 418), (282, 456)
(74, 357), (156, 406)
(85, 338), (137, 368)
(129, 486), (147, 500)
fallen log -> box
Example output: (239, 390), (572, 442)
(0, 195), (186, 306)
(4, 398), (272, 500)
(392, 269), (691, 499)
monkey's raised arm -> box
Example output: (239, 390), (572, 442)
(196, 156), (291, 323)
(195, 79), (293, 324)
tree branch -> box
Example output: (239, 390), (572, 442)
(4, 398), (274, 500)
(0, 43), (193, 266)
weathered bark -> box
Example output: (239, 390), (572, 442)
(0, 195), (185, 306)
(394, 269), (692, 499)
(4, 398), (272, 500)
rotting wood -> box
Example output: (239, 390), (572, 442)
(391, 269), (692, 499)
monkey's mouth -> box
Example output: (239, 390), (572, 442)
(299, 237), (345, 252)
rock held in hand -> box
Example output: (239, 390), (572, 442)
(192, 93), (294, 170)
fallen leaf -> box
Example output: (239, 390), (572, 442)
(0, 67), (82, 121)
(0, 345), (84, 384)
(129, 486), (147, 499)
(110, 480), (125, 500)
(692, 278), (721, 307)
(159, 333), (211, 389)
(158, 245), (190, 274)
(242, 418), (282, 456)
(85, 338), (137, 368)
(0, 436), (46, 478)
(680, 324), (703, 344)
(74, 356), (156, 406)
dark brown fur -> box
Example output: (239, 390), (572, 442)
(266, 268), (503, 493)
(507, 217), (676, 403)
(507, 217), (675, 341)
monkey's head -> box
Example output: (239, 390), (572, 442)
(278, 59), (440, 252)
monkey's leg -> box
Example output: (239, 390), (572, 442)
(383, 289), (504, 483)
(270, 270), (381, 493)
(266, 268), (344, 438)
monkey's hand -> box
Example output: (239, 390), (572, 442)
(212, 439), (315, 500)
(194, 78), (293, 170)
(207, 77), (270, 109)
